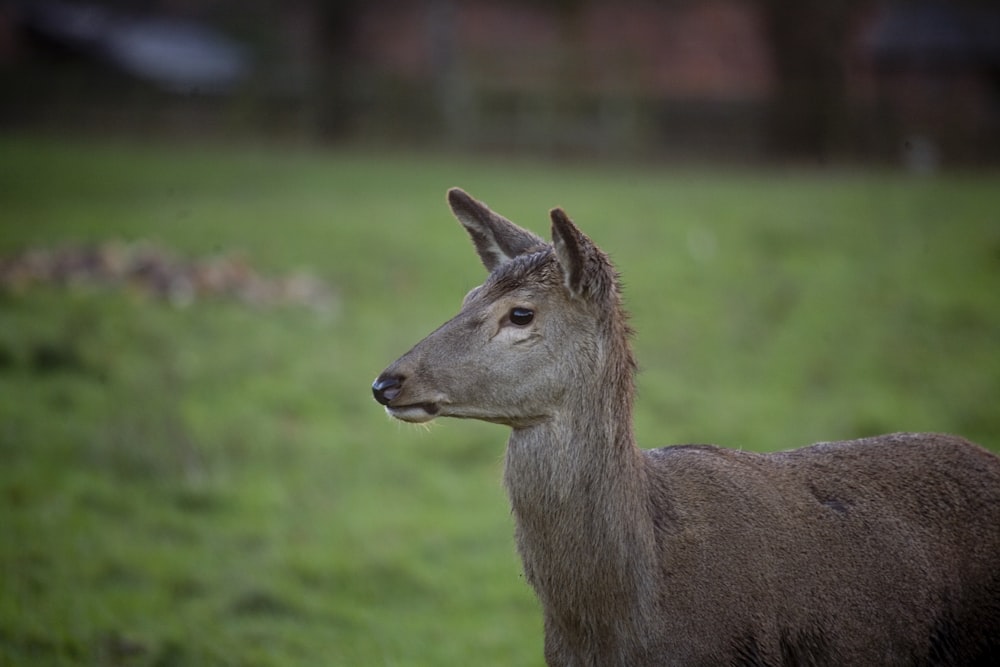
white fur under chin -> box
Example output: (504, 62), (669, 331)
(386, 405), (438, 424)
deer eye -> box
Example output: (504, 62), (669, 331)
(509, 307), (534, 326)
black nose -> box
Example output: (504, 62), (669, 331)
(372, 374), (403, 406)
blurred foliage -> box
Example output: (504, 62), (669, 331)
(0, 136), (998, 665)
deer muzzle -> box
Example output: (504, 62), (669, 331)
(372, 372), (443, 423)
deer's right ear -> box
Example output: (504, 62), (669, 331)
(551, 207), (616, 303)
(448, 188), (546, 272)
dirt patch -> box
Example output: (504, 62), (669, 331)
(0, 241), (334, 312)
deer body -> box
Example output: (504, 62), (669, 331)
(372, 189), (1000, 666)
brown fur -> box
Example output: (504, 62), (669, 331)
(372, 189), (1000, 666)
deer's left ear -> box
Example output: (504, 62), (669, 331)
(550, 208), (616, 302)
(449, 188), (546, 272)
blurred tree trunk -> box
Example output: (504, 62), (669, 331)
(308, 0), (362, 139)
(427, 0), (471, 145)
(760, 0), (862, 162)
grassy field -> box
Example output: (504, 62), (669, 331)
(1, 136), (998, 666)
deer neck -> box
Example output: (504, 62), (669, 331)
(505, 324), (642, 499)
(505, 382), (639, 500)
(502, 340), (659, 632)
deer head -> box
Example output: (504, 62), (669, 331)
(372, 188), (630, 430)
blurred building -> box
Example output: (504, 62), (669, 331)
(349, 1), (773, 159)
(858, 3), (1000, 168)
(2, 0), (998, 165)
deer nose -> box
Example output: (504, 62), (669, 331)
(372, 374), (404, 406)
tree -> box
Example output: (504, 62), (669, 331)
(759, 0), (864, 161)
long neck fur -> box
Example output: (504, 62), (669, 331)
(503, 301), (660, 653)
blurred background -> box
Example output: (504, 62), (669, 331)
(1, 2), (999, 666)
(3, 0), (1000, 167)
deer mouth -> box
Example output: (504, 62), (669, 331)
(385, 402), (441, 423)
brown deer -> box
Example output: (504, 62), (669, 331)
(372, 188), (1000, 666)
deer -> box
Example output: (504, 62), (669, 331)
(371, 188), (1000, 666)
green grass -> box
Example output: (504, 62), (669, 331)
(1, 136), (998, 666)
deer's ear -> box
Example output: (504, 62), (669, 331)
(551, 208), (614, 301)
(448, 188), (546, 272)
